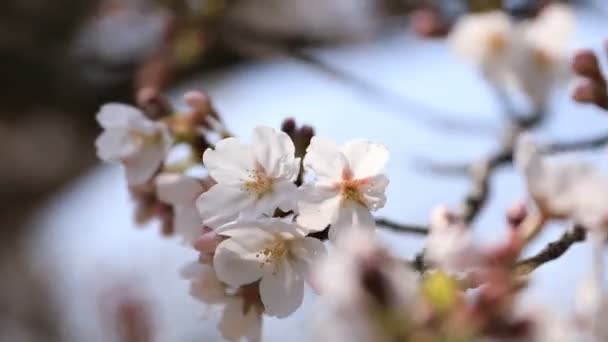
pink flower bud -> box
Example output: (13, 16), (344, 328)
(193, 229), (221, 253)
(506, 200), (528, 228)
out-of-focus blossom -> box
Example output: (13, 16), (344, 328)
(515, 136), (608, 232)
(181, 262), (262, 342)
(450, 4), (574, 107)
(297, 137), (389, 242)
(96, 104), (172, 185)
(155, 173), (206, 244)
(313, 229), (418, 342)
(213, 218), (326, 317)
(425, 206), (481, 273)
(196, 126), (300, 228)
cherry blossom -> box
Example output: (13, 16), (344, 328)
(450, 4), (574, 107)
(313, 229), (418, 342)
(181, 262), (263, 342)
(196, 126), (300, 228)
(212, 218), (326, 318)
(155, 173), (206, 244)
(297, 137), (389, 242)
(515, 136), (608, 232)
(424, 206), (481, 273)
(95, 103), (172, 185)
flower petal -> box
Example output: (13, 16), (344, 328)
(360, 174), (389, 211)
(291, 237), (327, 285)
(95, 128), (137, 161)
(341, 140), (389, 179)
(174, 206), (203, 244)
(251, 126), (297, 179)
(218, 297), (262, 342)
(213, 230), (271, 287)
(259, 259), (305, 318)
(156, 174), (205, 205)
(123, 143), (165, 185)
(303, 136), (347, 184)
(203, 137), (256, 185)
(96, 103), (147, 129)
(180, 262), (226, 304)
(296, 184), (341, 232)
(196, 184), (256, 228)
(329, 202), (375, 243)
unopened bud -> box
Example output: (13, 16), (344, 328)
(506, 201), (528, 228)
(572, 50), (602, 80)
(281, 118), (296, 136)
(193, 228), (221, 253)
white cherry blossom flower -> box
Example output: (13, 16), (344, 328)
(450, 4), (574, 107)
(313, 229), (418, 342)
(297, 137), (389, 242)
(181, 262), (262, 342)
(95, 103), (172, 185)
(515, 136), (608, 232)
(213, 218), (326, 318)
(155, 173), (206, 244)
(425, 206), (481, 273)
(196, 126), (300, 228)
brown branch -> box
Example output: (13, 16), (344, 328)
(542, 132), (608, 154)
(375, 218), (429, 235)
(514, 226), (586, 275)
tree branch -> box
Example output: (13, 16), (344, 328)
(375, 218), (428, 235)
(514, 226), (586, 275)
(542, 132), (608, 154)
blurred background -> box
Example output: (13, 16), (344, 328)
(2, 0), (608, 341)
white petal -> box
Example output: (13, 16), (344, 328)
(303, 136), (347, 183)
(213, 230), (271, 287)
(123, 143), (165, 185)
(217, 219), (303, 238)
(259, 259), (305, 318)
(360, 174), (389, 211)
(180, 262), (226, 304)
(251, 126), (297, 178)
(96, 103), (146, 129)
(95, 128), (137, 161)
(291, 237), (327, 283)
(196, 184), (256, 228)
(155, 173), (204, 205)
(203, 138), (256, 185)
(329, 202), (375, 243)
(218, 297), (262, 342)
(296, 184), (341, 232)
(272, 179), (299, 213)
(174, 206), (203, 244)
(341, 140), (389, 179)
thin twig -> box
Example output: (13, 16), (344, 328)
(514, 226), (586, 275)
(375, 218), (429, 235)
(542, 132), (608, 154)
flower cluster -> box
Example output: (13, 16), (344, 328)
(95, 91), (391, 340)
(449, 3), (574, 108)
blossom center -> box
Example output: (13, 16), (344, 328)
(256, 238), (290, 275)
(487, 32), (507, 56)
(130, 131), (161, 146)
(242, 166), (273, 197)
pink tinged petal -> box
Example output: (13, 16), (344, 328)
(329, 202), (376, 243)
(360, 174), (389, 211)
(291, 238), (327, 286)
(174, 206), (203, 244)
(123, 143), (165, 185)
(203, 138), (256, 185)
(213, 230), (272, 287)
(193, 230), (221, 253)
(218, 297), (262, 342)
(259, 259), (305, 318)
(341, 139), (389, 179)
(251, 126), (297, 178)
(303, 136), (348, 183)
(155, 174), (204, 205)
(180, 262), (226, 304)
(196, 184), (256, 228)
(296, 184), (341, 232)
